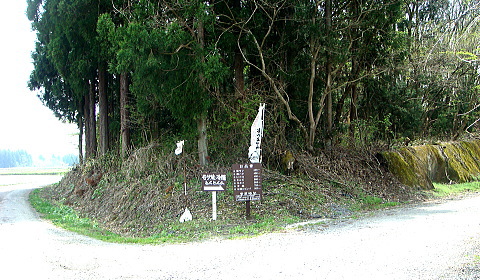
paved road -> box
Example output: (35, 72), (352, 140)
(1, 175), (480, 279)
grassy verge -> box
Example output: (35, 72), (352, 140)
(29, 189), (135, 243)
(29, 186), (406, 244)
(29, 188), (301, 244)
(30, 178), (480, 244)
(431, 181), (480, 197)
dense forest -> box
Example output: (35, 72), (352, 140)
(26, 0), (480, 166)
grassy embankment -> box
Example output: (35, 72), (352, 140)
(29, 185), (302, 244)
(27, 177), (480, 244)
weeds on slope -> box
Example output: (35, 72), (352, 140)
(30, 180), (480, 244)
(30, 187), (301, 244)
(27, 144), (430, 244)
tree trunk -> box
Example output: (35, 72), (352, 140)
(83, 89), (91, 159)
(334, 83), (351, 126)
(98, 64), (109, 155)
(233, 0), (244, 99)
(324, 63), (333, 146)
(84, 81), (97, 159)
(348, 0), (360, 138)
(234, 52), (245, 99)
(307, 42), (319, 151)
(77, 110), (84, 165)
(197, 115), (209, 166)
(196, 15), (209, 166)
(349, 79), (358, 124)
(120, 72), (131, 158)
(324, 0), (333, 146)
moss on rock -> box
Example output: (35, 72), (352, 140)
(381, 140), (480, 189)
(381, 149), (433, 190)
(442, 141), (480, 182)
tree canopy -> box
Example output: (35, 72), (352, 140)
(27, 0), (480, 165)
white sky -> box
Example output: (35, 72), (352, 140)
(0, 1), (78, 157)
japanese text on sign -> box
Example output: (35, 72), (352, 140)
(232, 163), (262, 201)
(201, 173), (227, 191)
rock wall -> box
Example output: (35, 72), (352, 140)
(380, 140), (480, 190)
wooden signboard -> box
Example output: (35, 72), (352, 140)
(232, 163), (262, 201)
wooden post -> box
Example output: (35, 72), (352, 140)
(246, 200), (251, 220)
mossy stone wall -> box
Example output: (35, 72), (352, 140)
(380, 140), (480, 190)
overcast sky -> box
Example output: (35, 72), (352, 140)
(0, 1), (78, 157)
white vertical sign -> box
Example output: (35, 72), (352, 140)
(175, 140), (185, 155)
(248, 103), (266, 163)
(175, 140), (192, 223)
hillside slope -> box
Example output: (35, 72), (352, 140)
(39, 145), (418, 237)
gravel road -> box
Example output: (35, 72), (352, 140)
(1, 175), (480, 280)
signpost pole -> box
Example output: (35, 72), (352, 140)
(246, 200), (251, 220)
(212, 191), (217, 220)
(201, 173), (226, 221)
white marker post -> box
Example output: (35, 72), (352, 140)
(201, 173), (227, 221)
(212, 191), (217, 220)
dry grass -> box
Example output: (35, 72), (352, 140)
(37, 144), (420, 238)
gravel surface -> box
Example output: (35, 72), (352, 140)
(1, 175), (480, 279)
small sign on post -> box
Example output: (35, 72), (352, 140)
(201, 173), (227, 220)
(201, 173), (227, 191)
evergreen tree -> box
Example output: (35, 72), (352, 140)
(26, 0), (480, 163)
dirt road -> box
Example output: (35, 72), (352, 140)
(1, 175), (480, 279)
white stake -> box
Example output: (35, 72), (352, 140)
(212, 191), (217, 220)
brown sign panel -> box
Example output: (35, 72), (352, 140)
(232, 163), (262, 201)
(201, 173), (227, 191)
